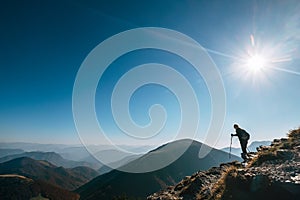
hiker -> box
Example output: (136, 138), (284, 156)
(231, 124), (250, 161)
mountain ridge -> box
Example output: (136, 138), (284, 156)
(0, 157), (99, 190)
(76, 139), (240, 200)
(0, 148), (25, 158)
(0, 151), (99, 169)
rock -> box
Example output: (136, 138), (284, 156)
(256, 146), (261, 151)
(291, 174), (300, 183)
(257, 145), (271, 152)
(261, 146), (271, 151)
(276, 149), (294, 160)
(244, 172), (254, 178)
(273, 139), (281, 143)
(271, 139), (281, 146)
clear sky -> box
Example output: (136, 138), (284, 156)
(1, 0), (300, 149)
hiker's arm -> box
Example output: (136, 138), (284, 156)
(231, 133), (237, 136)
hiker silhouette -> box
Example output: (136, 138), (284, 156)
(231, 124), (250, 161)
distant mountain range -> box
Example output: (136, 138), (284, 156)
(0, 157), (99, 190)
(0, 142), (75, 152)
(59, 145), (153, 162)
(221, 140), (271, 156)
(0, 139), (244, 199)
(0, 174), (79, 200)
(0, 143), (153, 172)
(0, 142), (154, 160)
(0, 148), (25, 158)
(77, 139), (240, 200)
(0, 151), (100, 170)
(0, 138), (292, 200)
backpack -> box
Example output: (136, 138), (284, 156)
(240, 129), (250, 140)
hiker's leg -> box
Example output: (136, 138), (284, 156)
(240, 140), (248, 160)
(241, 140), (247, 154)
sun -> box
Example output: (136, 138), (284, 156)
(245, 54), (267, 72)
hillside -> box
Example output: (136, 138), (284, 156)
(0, 157), (99, 190)
(0, 174), (79, 200)
(148, 127), (300, 199)
(0, 151), (99, 169)
(76, 139), (240, 199)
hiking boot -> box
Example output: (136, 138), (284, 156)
(241, 153), (248, 160)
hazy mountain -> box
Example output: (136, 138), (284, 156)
(0, 142), (153, 164)
(77, 139), (240, 200)
(0, 174), (79, 200)
(58, 145), (154, 162)
(98, 153), (141, 175)
(0, 148), (25, 158)
(221, 140), (271, 156)
(82, 149), (142, 174)
(0, 151), (99, 169)
(57, 146), (93, 161)
(0, 143), (113, 161)
(0, 142), (73, 152)
(0, 157), (99, 190)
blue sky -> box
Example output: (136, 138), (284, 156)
(1, 0), (300, 148)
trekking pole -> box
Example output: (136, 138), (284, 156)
(229, 135), (233, 159)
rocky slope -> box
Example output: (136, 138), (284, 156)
(148, 128), (300, 200)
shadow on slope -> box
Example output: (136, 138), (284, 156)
(0, 175), (79, 200)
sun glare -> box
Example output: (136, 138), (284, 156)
(246, 54), (266, 72)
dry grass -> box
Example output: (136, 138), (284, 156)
(195, 127), (300, 200)
(288, 127), (300, 147)
(248, 150), (278, 167)
(196, 166), (237, 200)
(249, 127), (300, 167)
